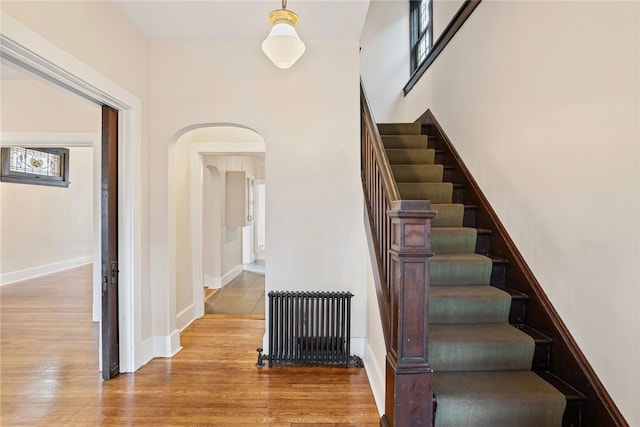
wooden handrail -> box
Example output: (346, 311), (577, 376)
(360, 79), (400, 203)
(360, 79), (397, 350)
(360, 79), (435, 427)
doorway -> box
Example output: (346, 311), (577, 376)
(171, 125), (266, 328)
(0, 60), (120, 378)
(0, 18), (143, 373)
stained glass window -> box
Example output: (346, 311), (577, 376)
(9, 147), (62, 177)
(0, 147), (70, 187)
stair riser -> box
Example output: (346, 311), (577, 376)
(392, 165), (444, 183)
(377, 123), (422, 135)
(475, 231), (491, 255)
(429, 299), (510, 324)
(509, 297), (527, 325)
(430, 288), (527, 327)
(490, 261), (507, 288)
(463, 207), (476, 228)
(532, 342), (552, 372)
(397, 183), (453, 203)
(386, 149), (435, 165)
(382, 135), (429, 149)
(429, 341), (534, 372)
(452, 186), (464, 203)
(431, 228), (477, 254)
(563, 401), (583, 427)
(434, 150), (448, 164)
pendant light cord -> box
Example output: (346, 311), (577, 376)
(282, 0), (287, 10)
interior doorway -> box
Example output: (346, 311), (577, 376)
(0, 18), (143, 373)
(0, 60), (120, 378)
(172, 125), (266, 329)
(0, 61), (120, 379)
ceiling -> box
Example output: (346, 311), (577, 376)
(113, 0), (371, 42)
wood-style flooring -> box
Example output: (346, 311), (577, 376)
(205, 270), (265, 316)
(0, 265), (380, 426)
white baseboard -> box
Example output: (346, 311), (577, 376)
(136, 337), (155, 371)
(350, 337), (366, 357)
(176, 303), (196, 332)
(222, 265), (243, 286)
(204, 275), (219, 288)
(364, 339), (386, 416)
(152, 329), (182, 358)
(206, 265), (243, 289)
(135, 330), (182, 371)
(0, 256), (93, 286)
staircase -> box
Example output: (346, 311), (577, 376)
(377, 122), (585, 427)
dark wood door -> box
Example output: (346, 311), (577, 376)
(101, 105), (119, 380)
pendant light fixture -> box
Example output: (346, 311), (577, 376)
(261, 0), (305, 69)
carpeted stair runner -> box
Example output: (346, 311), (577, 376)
(378, 122), (566, 427)
(433, 371), (567, 427)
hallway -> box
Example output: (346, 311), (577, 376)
(0, 266), (379, 426)
(205, 268), (265, 316)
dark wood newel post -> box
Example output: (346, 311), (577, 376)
(381, 200), (436, 427)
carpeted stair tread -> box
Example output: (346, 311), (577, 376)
(432, 227), (477, 254)
(377, 122), (421, 135)
(381, 135), (429, 149)
(431, 253), (493, 285)
(385, 148), (435, 164)
(391, 164), (444, 183)
(430, 323), (535, 371)
(431, 203), (465, 227)
(430, 285), (511, 324)
(433, 371), (566, 427)
(397, 183), (453, 203)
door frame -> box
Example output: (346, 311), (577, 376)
(0, 11), (142, 372)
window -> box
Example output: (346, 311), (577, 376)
(0, 147), (70, 187)
(410, 0), (433, 73)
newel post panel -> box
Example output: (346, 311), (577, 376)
(382, 200), (436, 427)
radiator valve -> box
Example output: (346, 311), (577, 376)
(255, 347), (269, 367)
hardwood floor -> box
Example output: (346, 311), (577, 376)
(0, 265), (380, 426)
(205, 270), (265, 316)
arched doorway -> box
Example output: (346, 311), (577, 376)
(172, 124), (266, 328)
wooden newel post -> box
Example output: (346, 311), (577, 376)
(382, 200), (436, 427)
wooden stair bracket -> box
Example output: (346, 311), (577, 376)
(382, 200), (436, 427)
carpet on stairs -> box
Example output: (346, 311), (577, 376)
(378, 122), (566, 427)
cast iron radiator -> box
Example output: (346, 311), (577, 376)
(256, 291), (361, 368)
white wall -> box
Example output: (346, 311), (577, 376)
(360, 1), (640, 424)
(0, 78), (99, 284)
(0, 79), (99, 132)
(360, 1), (410, 123)
(256, 182), (266, 258)
(432, 0), (464, 42)
(204, 156), (262, 276)
(0, 146), (94, 277)
(363, 246), (387, 415)
(151, 40), (369, 347)
(203, 164), (223, 285)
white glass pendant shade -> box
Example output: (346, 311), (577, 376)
(262, 9), (305, 69)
